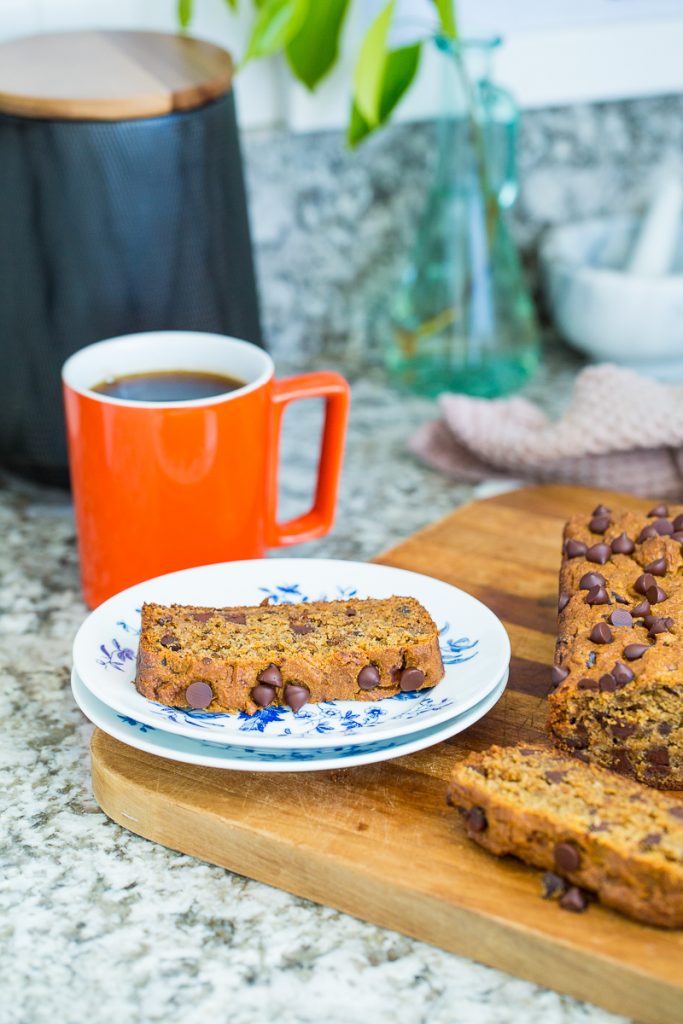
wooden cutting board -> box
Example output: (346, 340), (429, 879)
(90, 484), (683, 1024)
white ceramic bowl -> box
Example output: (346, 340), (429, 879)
(541, 216), (683, 379)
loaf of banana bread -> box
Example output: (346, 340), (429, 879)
(447, 743), (683, 928)
(549, 502), (683, 788)
(135, 596), (443, 715)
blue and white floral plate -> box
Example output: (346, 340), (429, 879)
(72, 667), (508, 772)
(73, 558), (510, 750)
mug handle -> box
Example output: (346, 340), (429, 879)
(265, 372), (350, 547)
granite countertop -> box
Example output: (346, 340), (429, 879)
(1, 341), (626, 1024)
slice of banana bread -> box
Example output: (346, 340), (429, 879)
(135, 596), (444, 715)
(549, 502), (683, 788)
(447, 743), (683, 928)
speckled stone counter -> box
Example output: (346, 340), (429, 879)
(1, 337), (628, 1024)
(7, 81), (670, 1022)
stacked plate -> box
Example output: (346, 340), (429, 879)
(72, 558), (511, 772)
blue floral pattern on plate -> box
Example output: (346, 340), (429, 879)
(71, 666), (507, 770)
(74, 558), (510, 750)
(100, 593), (479, 739)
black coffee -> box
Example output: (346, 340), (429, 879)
(92, 370), (245, 402)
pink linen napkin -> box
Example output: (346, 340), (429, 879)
(409, 364), (683, 499)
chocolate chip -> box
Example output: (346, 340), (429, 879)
(589, 515), (610, 534)
(640, 832), (662, 848)
(644, 558), (667, 575)
(554, 842), (581, 872)
(610, 721), (636, 739)
(357, 665), (380, 690)
(646, 584), (668, 605)
(635, 573), (656, 595)
(592, 504), (611, 516)
(542, 871), (568, 900)
(609, 609), (633, 627)
(585, 585), (610, 606)
(284, 683), (309, 713)
(399, 667), (425, 691)
(647, 746), (670, 767)
(586, 543), (611, 564)
(565, 539), (588, 558)
(551, 665), (569, 688)
(672, 532), (683, 544)
(611, 592), (629, 604)
(588, 821), (609, 833)
(466, 806), (487, 833)
(345, 607), (357, 616)
(658, 721), (672, 736)
(632, 600), (650, 618)
(611, 750), (633, 773)
(579, 571), (606, 589)
(610, 532), (635, 555)
(590, 622), (612, 644)
(648, 504), (668, 517)
(545, 770), (568, 784)
(259, 596), (271, 606)
(251, 683), (276, 707)
(558, 593), (570, 612)
(257, 664), (282, 687)
(623, 643), (648, 660)
(290, 621), (314, 635)
(565, 727), (589, 750)
(648, 616), (673, 637)
(577, 677), (599, 690)
(156, 616), (171, 625)
(612, 661), (635, 686)
(652, 518), (674, 535)
(668, 806), (683, 819)
(222, 612), (247, 625)
(599, 674), (616, 693)
(192, 611), (213, 623)
(559, 887), (589, 914)
(159, 633), (181, 651)
(673, 513), (683, 532)
(185, 681), (213, 709)
(638, 525), (658, 542)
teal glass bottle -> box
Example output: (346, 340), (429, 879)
(384, 37), (541, 397)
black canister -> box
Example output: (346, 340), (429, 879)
(0, 31), (262, 484)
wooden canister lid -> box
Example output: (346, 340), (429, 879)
(0, 30), (234, 121)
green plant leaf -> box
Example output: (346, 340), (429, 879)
(178, 0), (193, 29)
(348, 42), (421, 147)
(432, 0), (458, 37)
(347, 101), (371, 147)
(352, 0), (395, 126)
(223, 0), (238, 10)
(285, 0), (350, 90)
(242, 0), (309, 64)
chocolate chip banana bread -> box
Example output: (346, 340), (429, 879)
(549, 502), (683, 788)
(135, 596), (444, 715)
(447, 744), (683, 928)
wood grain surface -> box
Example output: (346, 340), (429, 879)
(90, 485), (683, 1024)
(0, 31), (233, 120)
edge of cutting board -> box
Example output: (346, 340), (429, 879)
(90, 484), (683, 1024)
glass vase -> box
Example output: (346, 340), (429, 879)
(383, 37), (541, 398)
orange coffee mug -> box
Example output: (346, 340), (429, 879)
(62, 332), (350, 607)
